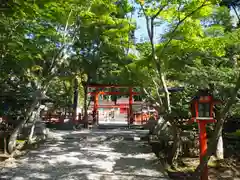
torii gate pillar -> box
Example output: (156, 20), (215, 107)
(93, 88), (99, 125)
(129, 87), (133, 125)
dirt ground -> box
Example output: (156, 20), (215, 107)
(168, 157), (240, 180)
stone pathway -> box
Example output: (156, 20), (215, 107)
(0, 129), (169, 180)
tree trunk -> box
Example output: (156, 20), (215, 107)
(7, 88), (46, 153)
(27, 101), (43, 144)
(4, 134), (7, 154)
(73, 77), (79, 124)
(168, 124), (181, 167)
(83, 83), (88, 127)
(27, 122), (36, 144)
(215, 131), (224, 160)
(8, 97), (40, 154)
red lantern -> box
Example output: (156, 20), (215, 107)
(190, 94), (221, 123)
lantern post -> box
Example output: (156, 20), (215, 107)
(189, 89), (221, 180)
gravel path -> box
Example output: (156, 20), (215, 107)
(0, 129), (169, 180)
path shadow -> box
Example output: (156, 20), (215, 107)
(0, 129), (168, 180)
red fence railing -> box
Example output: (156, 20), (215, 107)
(41, 111), (158, 125)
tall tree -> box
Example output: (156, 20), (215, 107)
(134, 0), (220, 165)
(1, 0), (91, 152)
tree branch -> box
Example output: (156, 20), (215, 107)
(139, 3), (166, 43)
(143, 87), (161, 107)
(160, 0), (210, 54)
(153, 79), (163, 105)
(64, 9), (73, 42)
(139, 4), (152, 42)
(139, 2), (171, 112)
(152, 5), (167, 19)
(232, 5), (240, 25)
(47, 9), (75, 77)
(126, 9), (134, 55)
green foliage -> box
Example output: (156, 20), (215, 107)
(133, 0), (240, 118)
(2, 0), (240, 120)
(0, 0), (136, 116)
(228, 129), (240, 136)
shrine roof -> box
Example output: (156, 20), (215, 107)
(159, 87), (185, 92)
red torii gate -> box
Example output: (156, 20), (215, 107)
(87, 84), (141, 125)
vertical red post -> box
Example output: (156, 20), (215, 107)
(129, 87), (133, 125)
(195, 101), (199, 122)
(93, 89), (99, 125)
(198, 121), (208, 180)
